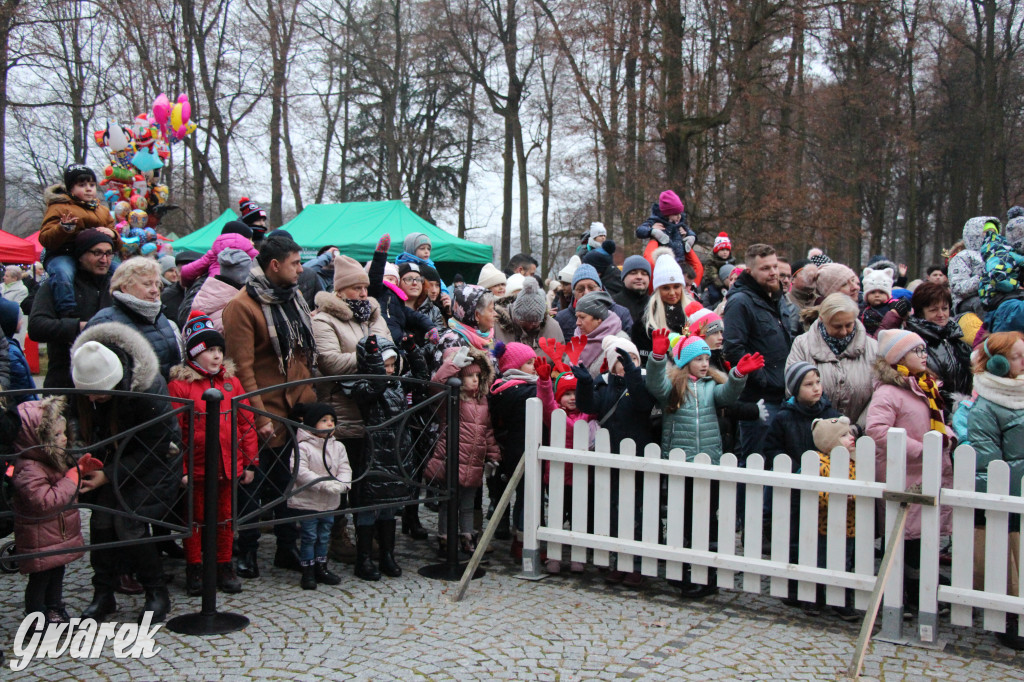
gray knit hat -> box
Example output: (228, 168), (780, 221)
(511, 277), (548, 326)
(218, 247), (253, 285)
(571, 263), (601, 291)
(621, 255), (651, 281)
(785, 361), (817, 398)
(575, 291), (614, 320)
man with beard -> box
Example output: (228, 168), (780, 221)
(613, 255), (652, 326)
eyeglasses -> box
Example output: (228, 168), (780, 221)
(88, 249), (114, 259)
(402, 276), (423, 284)
(910, 346), (928, 358)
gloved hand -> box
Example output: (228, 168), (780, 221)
(77, 453), (104, 474)
(376, 233), (391, 254)
(400, 333), (418, 353)
(734, 352), (765, 377)
(325, 480), (346, 496)
(451, 346), (473, 368)
(571, 364), (591, 382)
(683, 234), (696, 253)
(65, 465), (80, 484)
(615, 347), (636, 373)
(893, 297), (911, 318)
(364, 335), (380, 356)
(651, 228), (670, 245)
(757, 399), (769, 424)
(425, 328), (440, 345)
(484, 461), (499, 479)
(535, 357), (552, 381)
(651, 328), (671, 358)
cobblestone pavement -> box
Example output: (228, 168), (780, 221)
(1, 518), (1022, 681)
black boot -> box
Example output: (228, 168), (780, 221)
(82, 590), (117, 621)
(493, 507), (512, 541)
(678, 565), (718, 600)
(236, 548), (259, 579)
(378, 520), (402, 578)
(300, 563), (317, 590)
(315, 558), (342, 586)
(185, 564), (202, 596)
(402, 505), (428, 540)
(354, 525), (380, 581)
(996, 615), (1024, 650)
(274, 545), (303, 573)
(217, 562), (242, 594)
(140, 586), (170, 623)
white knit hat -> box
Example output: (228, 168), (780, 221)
(652, 253), (685, 290)
(506, 273), (526, 297)
(71, 340), (124, 391)
(477, 262), (506, 290)
(601, 336), (640, 373)
(587, 222), (607, 249)
(862, 266), (894, 298)
(557, 255), (581, 284)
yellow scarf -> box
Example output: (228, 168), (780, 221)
(897, 364), (950, 438)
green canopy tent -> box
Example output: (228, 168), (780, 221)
(167, 209), (237, 253)
(280, 200), (493, 282)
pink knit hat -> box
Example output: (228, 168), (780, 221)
(659, 190), (684, 216)
(495, 341), (537, 374)
(877, 329), (926, 366)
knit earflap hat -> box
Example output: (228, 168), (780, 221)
(877, 329), (926, 366)
(494, 340), (537, 374)
(862, 267), (894, 298)
(785, 361), (817, 398)
(659, 190), (684, 217)
(652, 253), (685, 290)
(238, 197), (267, 226)
(477, 262), (506, 290)
(511, 277), (549, 326)
(670, 335), (710, 369)
(452, 283), (489, 326)
(812, 416), (852, 454)
(713, 232), (732, 255)
(72, 340), (124, 391)
(334, 254), (370, 292)
(183, 311), (226, 359)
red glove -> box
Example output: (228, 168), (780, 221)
(78, 454), (104, 474)
(565, 336), (587, 366)
(651, 328), (671, 358)
(535, 358), (552, 381)
(65, 466), (79, 484)
(376, 233), (391, 254)
(734, 352), (765, 377)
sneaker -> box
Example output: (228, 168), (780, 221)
(569, 561), (585, 574)
(545, 559), (562, 574)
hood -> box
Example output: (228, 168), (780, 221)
(383, 279), (408, 301)
(13, 396), (70, 470)
(962, 217), (990, 252)
(43, 183), (73, 207)
(443, 345), (495, 392)
(873, 355), (912, 390)
(70, 321), (160, 392)
(169, 359), (237, 383)
(0, 297), (19, 337)
(314, 290), (381, 324)
(356, 334), (399, 372)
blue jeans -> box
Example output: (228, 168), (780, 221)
(299, 517), (334, 562)
(356, 507), (396, 527)
(45, 255), (78, 316)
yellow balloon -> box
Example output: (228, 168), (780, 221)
(186, 122), (197, 135)
(170, 103), (183, 131)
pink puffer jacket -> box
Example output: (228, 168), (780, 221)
(180, 233), (259, 287)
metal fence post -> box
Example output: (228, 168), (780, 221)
(167, 388), (249, 635)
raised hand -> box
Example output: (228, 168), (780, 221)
(451, 346), (473, 368)
(570, 364), (591, 382)
(376, 233), (391, 254)
(365, 334), (380, 356)
(400, 333), (418, 353)
(615, 347), (636, 373)
(735, 352), (765, 377)
(651, 328), (671, 358)
(535, 357), (552, 380)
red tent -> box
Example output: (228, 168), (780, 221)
(24, 230), (42, 256)
(0, 230), (40, 264)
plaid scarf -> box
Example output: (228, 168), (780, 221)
(819, 320), (855, 357)
(897, 364), (950, 441)
(246, 263), (317, 375)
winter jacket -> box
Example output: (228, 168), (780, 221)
(180, 233), (259, 288)
(0, 334), (10, 391)
(11, 397), (84, 573)
(612, 287), (649, 332)
(949, 220), (988, 315)
(576, 316), (630, 375)
(69, 322), (184, 523)
(346, 336), (429, 505)
(785, 319), (878, 427)
(763, 396), (842, 464)
(702, 252), (736, 295)
(191, 275), (243, 333)
(425, 347), (500, 488)
(493, 304), (564, 352)
(167, 360), (258, 480)
(489, 372), (538, 479)
(417, 296), (446, 330)
(555, 302), (633, 348)
(5, 338), (35, 402)
(311, 291), (392, 438)
(87, 297), (183, 381)
(968, 372), (1024, 511)
(859, 301), (896, 338)
(161, 281), (187, 331)
(646, 355), (747, 463)
(222, 285), (316, 446)
(903, 316), (973, 405)
(635, 203), (696, 265)
(367, 249), (435, 344)
(575, 365), (656, 453)
(38, 184), (118, 260)
(176, 275), (206, 329)
(2, 279), (28, 306)
(722, 271), (792, 404)
(298, 250), (335, 311)
(27, 269), (112, 389)
(779, 294), (802, 339)
(287, 429), (352, 512)
(864, 358), (953, 540)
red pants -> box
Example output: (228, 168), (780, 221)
(184, 478), (234, 564)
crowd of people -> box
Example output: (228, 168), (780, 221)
(1, 169), (1022, 652)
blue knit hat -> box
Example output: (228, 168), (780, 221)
(571, 263), (601, 291)
(621, 255), (652, 281)
(671, 335), (710, 368)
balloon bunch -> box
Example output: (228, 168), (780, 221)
(92, 92), (195, 235)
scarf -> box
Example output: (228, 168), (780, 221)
(347, 299), (373, 323)
(576, 314), (623, 370)
(113, 291), (163, 323)
(897, 364), (950, 440)
(447, 318), (493, 351)
(246, 263), (317, 375)
(973, 371), (1024, 410)
(818, 320), (855, 358)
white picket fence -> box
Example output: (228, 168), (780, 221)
(519, 397), (1024, 645)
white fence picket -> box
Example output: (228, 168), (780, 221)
(690, 453), (713, 586)
(665, 447), (686, 582)
(825, 446), (849, 608)
(983, 460), (1011, 633)
(616, 439), (637, 573)
(854, 437), (875, 611)
(546, 407), (567, 566)
(918, 432), (944, 642)
(769, 454), (793, 598)
(641, 443), (661, 577)
(570, 419), (591, 565)
(522, 398), (544, 575)
(882, 428), (908, 640)
(743, 454), (765, 593)
(592, 428), (612, 567)
(797, 451), (820, 603)
(949, 447), (977, 627)
(718, 453), (739, 589)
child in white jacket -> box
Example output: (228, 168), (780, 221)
(288, 403), (353, 590)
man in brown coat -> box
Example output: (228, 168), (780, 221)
(223, 231), (317, 576)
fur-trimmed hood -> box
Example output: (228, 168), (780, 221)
(873, 355), (911, 390)
(169, 359), (238, 383)
(442, 345), (495, 395)
(43, 183), (74, 207)
(70, 321), (160, 392)
(14, 396), (70, 471)
(314, 290), (382, 324)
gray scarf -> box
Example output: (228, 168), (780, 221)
(113, 291), (163, 323)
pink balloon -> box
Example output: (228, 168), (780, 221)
(174, 126), (187, 140)
(180, 101), (191, 126)
(152, 93), (170, 125)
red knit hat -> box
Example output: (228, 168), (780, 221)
(238, 196), (267, 227)
(713, 232), (732, 254)
(495, 341), (537, 374)
(553, 371), (578, 404)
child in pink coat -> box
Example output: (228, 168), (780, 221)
(179, 221), (259, 287)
